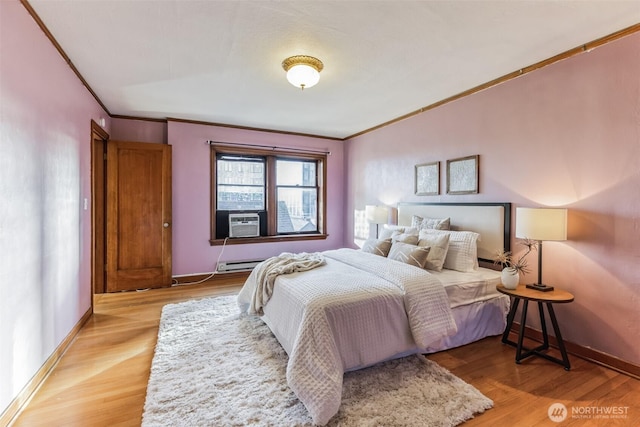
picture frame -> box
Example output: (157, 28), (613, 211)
(415, 161), (440, 196)
(446, 155), (479, 195)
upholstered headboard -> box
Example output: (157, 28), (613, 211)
(397, 202), (511, 266)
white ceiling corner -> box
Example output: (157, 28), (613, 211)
(27, 1), (640, 139)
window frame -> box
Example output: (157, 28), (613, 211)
(209, 144), (327, 246)
(275, 157), (319, 235)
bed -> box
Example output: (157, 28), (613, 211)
(237, 202), (511, 425)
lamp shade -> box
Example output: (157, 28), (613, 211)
(515, 208), (567, 241)
(365, 205), (388, 224)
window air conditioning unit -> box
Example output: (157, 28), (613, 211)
(229, 213), (260, 238)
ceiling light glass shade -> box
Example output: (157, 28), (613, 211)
(287, 64), (320, 89)
(282, 55), (323, 90)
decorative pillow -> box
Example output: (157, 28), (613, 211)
(361, 238), (392, 257)
(411, 215), (451, 230)
(424, 217), (450, 230)
(410, 215), (422, 229)
(379, 225), (405, 240)
(391, 230), (419, 245)
(402, 226), (419, 235)
(379, 225), (419, 240)
(388, 242), (431, 268)
(417, 231), (450, 271)
(420, 229), (480, 272)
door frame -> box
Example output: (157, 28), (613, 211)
(91, 120), (109, 295)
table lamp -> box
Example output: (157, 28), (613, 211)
(515, 207), (567, 292)
(365, 205), (389, 238)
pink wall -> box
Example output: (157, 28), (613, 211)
(0, 1), (110, 412)
(345, 32), (640, 365)
(110, 117), (167, 144)
(5, 4), (636, 420)
(167, 120), (345, 275)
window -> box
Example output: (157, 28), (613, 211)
(217, 155), (265, 211)
(210, 145), (327, 245)
(276, 159), (317, 233)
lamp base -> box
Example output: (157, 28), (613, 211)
(526, 283), (555, 292)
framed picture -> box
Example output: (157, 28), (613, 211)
(415, 161), (439, 196)
(446, 155), (479, 195)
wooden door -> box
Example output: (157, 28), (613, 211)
(106, 141), (172, 292)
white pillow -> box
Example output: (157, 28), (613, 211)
(388, 242), (431, 268)
(411, 215), (450, 230)
(420, 229), (479, 272)
(417, 231), (450, 271)
(378, 225), (404, 240)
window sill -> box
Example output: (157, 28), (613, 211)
(209, 233), (328, 246)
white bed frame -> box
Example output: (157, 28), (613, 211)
(397, 202), (511, 267)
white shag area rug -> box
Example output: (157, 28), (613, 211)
(142, 295), (492, 427)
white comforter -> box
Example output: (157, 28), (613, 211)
(249, 252), (326, 315)
(237, 248), (457, 426)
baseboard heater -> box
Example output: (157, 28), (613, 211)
(216, 259), (264, 273)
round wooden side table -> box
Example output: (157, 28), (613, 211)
(497, 284), (574, 370)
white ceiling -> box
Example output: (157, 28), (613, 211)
(28, 1), (640, 139)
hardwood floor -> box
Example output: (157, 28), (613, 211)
(10, 275), (640, 427)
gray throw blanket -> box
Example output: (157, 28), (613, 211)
(250, 252), (326, 315)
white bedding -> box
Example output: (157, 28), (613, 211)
(429, 267), (502, 308)
(425, 294), (510, 353)
(237, 248), (457, 426)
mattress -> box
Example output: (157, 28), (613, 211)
(429, 267), (502, 308)
(415, 267), (508, 353)
(424, 294), (510, 353)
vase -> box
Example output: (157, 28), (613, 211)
(501, 267), (520, 289)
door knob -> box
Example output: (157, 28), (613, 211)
(163, 222), (170, 228)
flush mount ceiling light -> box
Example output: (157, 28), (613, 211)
(282, 55), (324, 90)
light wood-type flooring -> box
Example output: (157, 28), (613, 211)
(10, 275), (640, 427)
